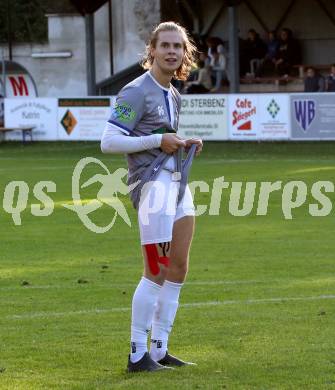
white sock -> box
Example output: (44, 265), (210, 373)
(130, 276), (161, 363)
(150, 280), (183, 361)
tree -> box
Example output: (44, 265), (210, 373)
(0, 0), (77, 43)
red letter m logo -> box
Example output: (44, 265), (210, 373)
(9, 76), (29, 96)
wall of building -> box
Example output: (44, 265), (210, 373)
(1, 15), (87, 97)
(95, 2), (111, 81)
(111, 0), (160, 73)
(0, 0), (160, 97)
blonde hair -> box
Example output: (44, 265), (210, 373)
(142, 21), (197, 81)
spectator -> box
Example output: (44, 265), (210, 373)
(185, 60), (212, 94)
(210, 45), (227, 92)
(304, 67), (325, 92)
(185, 51), (210, 86)
(206, 36), (224, 62)
(257, 30), (280, 76)
(326, 64), (335, 92)
(244, 29), (266, 77)
(274, 28), (301, 77)
(265, 31), (280, 60)
(199, 51), (211, 68)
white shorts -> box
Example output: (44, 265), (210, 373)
(138, 169), (195, 245)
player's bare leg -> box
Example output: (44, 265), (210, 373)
(167, 215), (194, 283)
(150, 216), (196, 366)
(142, 242), (171, 285)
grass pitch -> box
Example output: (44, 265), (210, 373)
(0, 141), (335, 389)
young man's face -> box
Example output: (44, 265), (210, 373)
(151, 30), (185, 75)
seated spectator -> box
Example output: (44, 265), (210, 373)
(210, 45), (228, 92)
(257, 30), (280, 76)
(199, 51), (211, 68)
(206, 36), (224, 62)
(304, 67), (325, 92)
(274, 28), (301, 77)
(326, 64), (335, 92)
(185, 60), (212, 94)
(244, 29), (266, 77)
(185, 51), (211, 85)
(265, 31), (280, 61)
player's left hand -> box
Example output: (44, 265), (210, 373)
(184, 138), (203, 156)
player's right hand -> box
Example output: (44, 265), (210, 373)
(161, 133), (186, 154)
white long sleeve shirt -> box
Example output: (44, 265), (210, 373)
(100, 122), (163, 154)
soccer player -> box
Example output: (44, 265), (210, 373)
(101, 21), (203, 372)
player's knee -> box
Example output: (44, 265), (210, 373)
(148, 265), (168, 283)
(179, 263), (188, 278)
(170, 260), (188, 278)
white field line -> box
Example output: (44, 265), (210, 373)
(0, 166), (73, 172)
(0, 280), (267, 291)
(1, 160), (333, 172)
(0, 157), (78, 161)
(5, 295), (335, 320)
(198, 159), (335, 164)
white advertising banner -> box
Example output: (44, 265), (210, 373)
(229, 94), (259, 139)
(258, 94), (290, 139)
(290, 93), (335, 140)
(57, 98), (111, 141)
(4, 98), (58, 140)
(178, 95), (228, 140)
